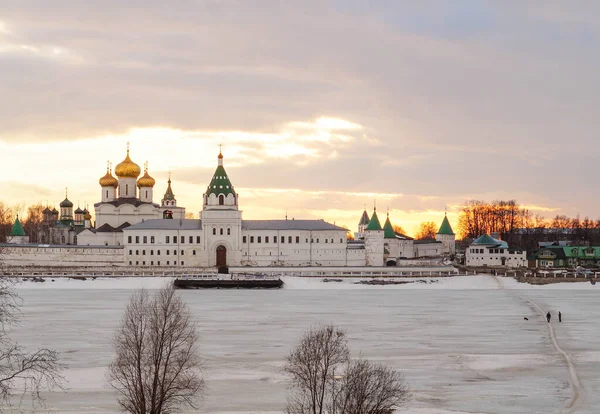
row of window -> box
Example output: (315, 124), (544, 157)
(128, 235), (201, 244)
(128, 233), (345, 245)
(128, 249), (197, 256)
(128, 261), (183, 266)
(242, 236), (343, 244)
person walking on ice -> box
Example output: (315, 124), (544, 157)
(559, 311), (562, 322)
(546, 312), (551, 323)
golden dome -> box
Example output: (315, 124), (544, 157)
(99, 169), (118, 188)
(84, 211), (92, 220)
(114, 148), (141, 178)
(137, 166), (156, 188)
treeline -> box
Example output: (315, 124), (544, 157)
(0, 202), (46, 243)
(458, 200), (600, 250)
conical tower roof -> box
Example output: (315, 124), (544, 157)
(9, 216), (25, 237)
(163, 176), (175, 201)
(366, 210), (382, 231)
(383, 215), (396, 238)
(206, 151), (235, 197)
(359, 210), (370, 226)
(437, 214), (455, 235)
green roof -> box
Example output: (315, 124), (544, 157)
(9, 217), (25, 237)
(366, 210), (382, 231)
(437, 215), (454, 235)
(206, 165), (235, 197)
(562, 246), (600, 258)
(383, 216), (396, 238)
(472, 234), (508, 248)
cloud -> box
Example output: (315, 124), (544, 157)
(1, 1), (599, 234)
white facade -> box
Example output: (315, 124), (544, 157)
(0, 244), (124, 267)
(123, 152), (359, 268)
(465, 235), (527, 268)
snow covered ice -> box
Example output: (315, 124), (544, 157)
(12, 275), (600, 413)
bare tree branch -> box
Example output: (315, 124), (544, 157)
(107, 284), (204, 414)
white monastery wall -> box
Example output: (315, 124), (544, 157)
(0, 245), (124, 267)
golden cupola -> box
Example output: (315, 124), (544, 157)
(137, 162), (156, 188)
(99, 164), (118, 188)
(114, 145), (141, 178)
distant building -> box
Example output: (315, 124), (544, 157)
(528, 246), (600, 268)
(466, 234), (526, 268)
(436, 213), (456, 255)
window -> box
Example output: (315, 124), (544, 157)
(158, 261), (160, 265)
(151, 236), (155, 244)
(181, 250), (184, 255)
(181, 261), (184, 266)
(166, 236), (170, 243)
(288, 236), (292, 243)
(220, 228), (223, 235)
(296, 236), (300, 243)
(106, 190), (109, 199)
(157, 250), (161, 255)
(129, 261), (132, 265)
(250, 236), (254, 243)
(219, 194), (224, 205)
(317, 238), (320, 243)
(136, 261), (138, 265)
(227, 228), (231, 235)
(167, 261), (170, 265)
(143, 236), (147, 243)
(181, 236), (185, 243)
(196, 236), (200, 243)
(136, 250), (139, 255)
(126, 184), (129, 195)
(331, 239), (334, 243)
(258, 236), (262, 243)
(145, 190), (148, 199)
(142, 261), (145, 265)
(135, 236), (139, 243)
(243, 236), (247, 243)
(173, 235), (177, 243)
(128, 236), (132, 243)
(151, 261), (154, 265)
(340, 238), (343, 243)
(142, 250), (146, 255)
(173, 250), (176, 256)
(325, 239), (328, 243)
(306, 238), (309, 243)
(189, 236), (193, 243)
(213, 228), (216, 235)
(128, 250), (132, 255)
(150, 250), (154, 256)
(500, 249), (504, 254)
(193, 250), (196, 255)
(167, 250), (170, 255)
(281, 236), (285, 243)
(173, 261), (177, 265)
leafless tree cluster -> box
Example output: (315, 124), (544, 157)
(0, 279), (64, 408)
(457, 199), (600, 249)
(414, 222), (437, 240)
(108, 285), (204, 414)
(284, 325), (409, 414)
(457, 200), (523, 239)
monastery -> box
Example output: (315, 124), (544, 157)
(1, 147), (455, 268)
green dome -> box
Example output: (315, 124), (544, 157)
(60, 198), (73, 208)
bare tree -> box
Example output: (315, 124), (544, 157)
(0, 279), (64, 408)
(108, 285), (204, 414)
(284, 324), (350, 414)
(284, 325), (409, 414)
(334, 358), (409, 414)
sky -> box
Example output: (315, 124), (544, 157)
(1, 1), (599, 236)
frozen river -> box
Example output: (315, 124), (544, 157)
(12, 275), (600, 413)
